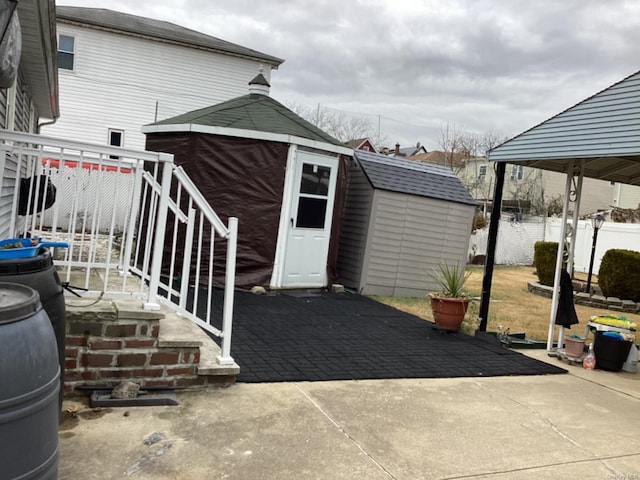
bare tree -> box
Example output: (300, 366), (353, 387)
(438, 124), (546, 216)
(288, 102), (386, 147)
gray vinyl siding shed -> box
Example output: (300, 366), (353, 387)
(338, 151), (476, 297)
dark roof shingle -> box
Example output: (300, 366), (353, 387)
(56, 6), (284, 67)
(149, 94), (344, 146)
(355, 150), (476, 206)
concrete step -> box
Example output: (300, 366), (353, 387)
(159, 308), (241, 377)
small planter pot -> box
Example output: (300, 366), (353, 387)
(429, 296), (469, 331)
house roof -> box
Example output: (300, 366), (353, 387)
(56, 6), (284, 68)
(388, 144), (428, 157)
(148, 93), (345, 147)
(488, 69), (640, 186)
(407, 150), (469, 168)
(17, 0), (59, 120)
(354, 150), (476, 206)
(344, 138), (378, 153)
(345, 138), (368, 148)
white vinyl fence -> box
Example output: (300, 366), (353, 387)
(469, 218), (546, 265)
(470, 216), (640, 272)
(545, 218), (640, 275)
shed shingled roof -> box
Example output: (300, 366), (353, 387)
(56, 6), (284, 67)
(354, 150), (476, 206)
(149, 93), (344, 147)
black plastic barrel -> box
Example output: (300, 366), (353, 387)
(0, 248), (65, 407)
(594, 331), (633, 371)
(0, 283), (60, 479)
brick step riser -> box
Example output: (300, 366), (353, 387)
(63, 302), (230, 393)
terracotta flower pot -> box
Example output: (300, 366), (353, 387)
(429, 296), (469, 331)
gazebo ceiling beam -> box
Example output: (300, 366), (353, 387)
(594, 160), (635, 178)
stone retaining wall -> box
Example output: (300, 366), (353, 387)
(527, 281), (640, 314)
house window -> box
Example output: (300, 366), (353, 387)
(58, 35), (75, 70)
(477, 165), (487, 181)
(108, 129), (124, 159)
(510, 164), (524, 181)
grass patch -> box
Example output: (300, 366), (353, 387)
(371, 265), (640, 342)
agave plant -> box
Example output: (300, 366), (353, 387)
(430, 262), (470, 298)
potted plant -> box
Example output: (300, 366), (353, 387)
(428, 262), (471, 331)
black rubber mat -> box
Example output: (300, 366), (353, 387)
(207, 291), (566, 383)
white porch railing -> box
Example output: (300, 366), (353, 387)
(0, 130), (237, 365)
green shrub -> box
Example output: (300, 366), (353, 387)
(472, 214), (488, 234)
(598, 249), (640, 302)
(534, 241), (559, 286)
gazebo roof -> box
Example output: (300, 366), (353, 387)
(488, 70), (640, 186)
(148, 93), (344, 147)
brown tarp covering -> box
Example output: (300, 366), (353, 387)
(146, 133), (287, 289)
(327, 154), (349, 285)
(145, 132), (348, 290)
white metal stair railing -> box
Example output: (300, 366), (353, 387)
(133, 163), (238, 365)
(0, 130), (238, 366)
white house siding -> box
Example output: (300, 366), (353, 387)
(14, 72), (32, 133)
(42, 23), (274, 150)
(361, 190), (474, 297)
(337, 164), (374, 289)
(541, 170), (615, 214)
(0, 75), (38, 239)
(616, 184), (640, 209)
(0, 89), (6, 128)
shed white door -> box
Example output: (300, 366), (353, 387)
(281, 151), (339, 287)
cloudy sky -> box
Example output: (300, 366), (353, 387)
(57, 0), (640, 150)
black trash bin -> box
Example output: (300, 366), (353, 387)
(0, 248), (66, 408)
(594, 331), (633, 371)
(0, 283), (60, 480)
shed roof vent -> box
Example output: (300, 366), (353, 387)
(248, 69), (271, 96)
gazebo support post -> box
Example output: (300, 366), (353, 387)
(556, 161), (584, 351)
(547, 160), (575, 352)
(478, 162), (506, 332)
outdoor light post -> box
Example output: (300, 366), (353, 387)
(585, 213), (605, 295)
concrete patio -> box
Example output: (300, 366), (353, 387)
(58, 351), (640, 480)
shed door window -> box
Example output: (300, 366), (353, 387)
(295, 163), (331, 228)
(58, 35), (75, 70)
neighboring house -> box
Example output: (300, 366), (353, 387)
(407, 150), (468, 170)
(344, 137), (377, 153)
(381, 142), (427, 157)
(458, 155), (626, 216)
(0, 0), (58, 239)
(143, 74), (353, 290)
(337, 150), (476, 297)
(42, 7), (284, 150)
(412, 149), (634, 216)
